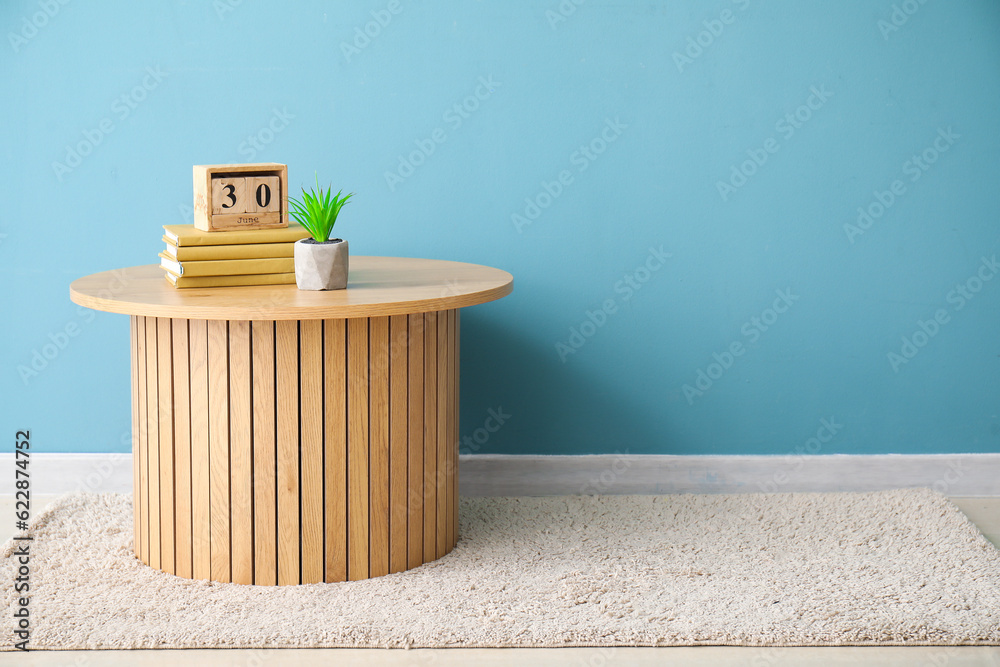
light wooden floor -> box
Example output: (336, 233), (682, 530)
(6, 494), (999, 666)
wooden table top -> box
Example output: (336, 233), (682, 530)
(70, 257), (513, 320)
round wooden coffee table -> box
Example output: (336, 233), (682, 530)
(70, 257), (513, 585)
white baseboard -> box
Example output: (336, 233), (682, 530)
(1, 453), (133, 497)
(2, 453), (998, 497)
(458, 453), (1000, 497)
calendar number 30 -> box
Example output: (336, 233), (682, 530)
(221, 183), (272, 209)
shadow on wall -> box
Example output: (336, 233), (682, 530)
(459, 310), (671, 457)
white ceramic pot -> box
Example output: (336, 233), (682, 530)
(294, 238), (349, 290)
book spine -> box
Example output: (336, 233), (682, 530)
(166, 273), (297, 288)
(163, 224), (310, 247)
(164, 240), (297, 261)
(166, 257), (295, 277)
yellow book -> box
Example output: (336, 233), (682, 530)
(164, 272), (296, 288)
(160, 253), (295, 277)
(163, 222), (310, 247)
(163, 238), (297, 261)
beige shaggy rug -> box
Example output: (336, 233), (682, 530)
(3, 488), (999, 649)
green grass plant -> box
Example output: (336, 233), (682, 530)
(288, 174), (354, 242)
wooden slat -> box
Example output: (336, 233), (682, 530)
(130, 317), (139, 558)
(135, 317), (148, 563)
(347, 317), (370, 580)
(389, 314), (408, 574)
(324, 319), (348, 583)
(445, 310), (455, 551)
(453, 310), (461, 547)
(407, 313), (424, 569)
(436, 311), (448, 558)
(156, 318), (175, 575)
(172, 319), (192, 579)
(422, 311), (437, 563)
(370, 316), (390, 578)
(189, 320), (211, 580)
(207, 319), (231, 583)
(229, 320), (253, 585)
(252, 321), (277, 586)
(145, 315), (160, 570)
(276, 319), (300, 585)
(300, 319), (324, 584)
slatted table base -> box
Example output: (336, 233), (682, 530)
(129, 310), (459, 585)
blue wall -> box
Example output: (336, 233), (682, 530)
(3, 1), (998, 456)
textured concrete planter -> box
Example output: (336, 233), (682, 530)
(294, 238), (349, 290)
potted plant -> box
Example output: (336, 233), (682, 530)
(289, 175), (354, 290)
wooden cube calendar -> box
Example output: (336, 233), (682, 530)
(193, 163), (288, 232)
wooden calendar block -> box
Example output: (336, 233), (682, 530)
(193, 163), (288, 232)
(247, 176), (280, 213)
(211, 177), (247, 215)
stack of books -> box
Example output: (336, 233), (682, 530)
(160, 223), (310, 288)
